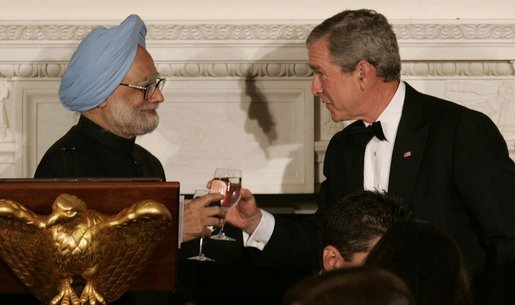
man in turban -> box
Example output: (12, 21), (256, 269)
(33, 15), (224, 304)
(32, 13), (227, 304)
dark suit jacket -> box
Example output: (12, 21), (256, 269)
(257, 83), (515, 303)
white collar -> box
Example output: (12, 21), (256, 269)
(376, 81), (406, 142)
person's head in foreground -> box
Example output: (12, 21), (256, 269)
(284, 265), (416, 305)
(322, 190), (408, 270)
(365, 219), (474, 305)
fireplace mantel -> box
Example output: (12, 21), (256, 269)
(1, 20), (514, 193)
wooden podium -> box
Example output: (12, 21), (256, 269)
(0, 179), (180, 294)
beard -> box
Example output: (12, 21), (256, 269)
(107, 95), (160, 138)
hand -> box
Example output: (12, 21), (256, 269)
(182, 192), (225, 243)
(225, 188), (262, 235)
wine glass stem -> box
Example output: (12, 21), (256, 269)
(218, 218), (227, 236)
(198, 237), (205, 256)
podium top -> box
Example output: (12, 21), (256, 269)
(0, 179), (180, 293)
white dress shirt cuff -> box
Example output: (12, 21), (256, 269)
(242, 209), (275, 250)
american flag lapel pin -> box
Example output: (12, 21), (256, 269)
(403, 151), (412, 158)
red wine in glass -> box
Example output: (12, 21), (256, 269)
(210, 168), (242, 241)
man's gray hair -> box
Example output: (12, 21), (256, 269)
(307, 9), (401, 82)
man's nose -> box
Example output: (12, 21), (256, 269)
(311, 76), (322, 96)
(149, 87), (165, 103)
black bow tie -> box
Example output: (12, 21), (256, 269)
(366, 121), (387, 141)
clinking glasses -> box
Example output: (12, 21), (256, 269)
(119, 77), (166, 100)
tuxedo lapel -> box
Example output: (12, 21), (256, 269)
(389, 84), (429, 206)
(342, 120), (370, 194)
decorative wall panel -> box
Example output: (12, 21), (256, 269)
(138, 79), (313, 193)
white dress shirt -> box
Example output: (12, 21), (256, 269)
(244, 82), (406, 250)
(363, 81), (405, 191)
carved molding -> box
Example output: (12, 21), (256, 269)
(148, 24), (314, 40)
(0, 63), (313, 78)
(0, 25), (96, 41)
(1, 61), (515, 79)
(1, 23), (515, 41)
(392, 24), (515, 40)
(0, 24), (312, 41)
(154, 62), (313, 78)
(401, 61), (515, 76)
(0, 63), (66, 78)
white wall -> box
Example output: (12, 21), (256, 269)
(2, 0), (515, 21)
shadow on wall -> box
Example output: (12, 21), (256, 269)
(241, 74), (299, 193)
(238, 43), (313, 193)
(243, 75), (278, 158)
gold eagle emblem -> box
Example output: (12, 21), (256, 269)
(0, 193), (172, 305)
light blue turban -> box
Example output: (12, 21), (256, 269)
(59, 14), (147, 112)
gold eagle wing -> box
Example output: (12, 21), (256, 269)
(0, 198), (59, 302)
(91, 199), (172, 302)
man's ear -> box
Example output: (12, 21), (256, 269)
(355, 60), (376, 86)
(322, 245), (345, 271)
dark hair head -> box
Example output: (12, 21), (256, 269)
(306, 9), (401, 81)
(365, 219), (474, 305)
(284, 266), (416, 305)
(324, 190), (409, 262)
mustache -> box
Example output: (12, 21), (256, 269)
(140, 104), (159, 111)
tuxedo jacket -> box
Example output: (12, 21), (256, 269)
(258, 83), (515, 295)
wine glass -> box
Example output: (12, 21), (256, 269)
(187, 189), (215, 262)
(210, 168), (242, 241)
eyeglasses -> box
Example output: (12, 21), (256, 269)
(119, 77), (166, 100)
